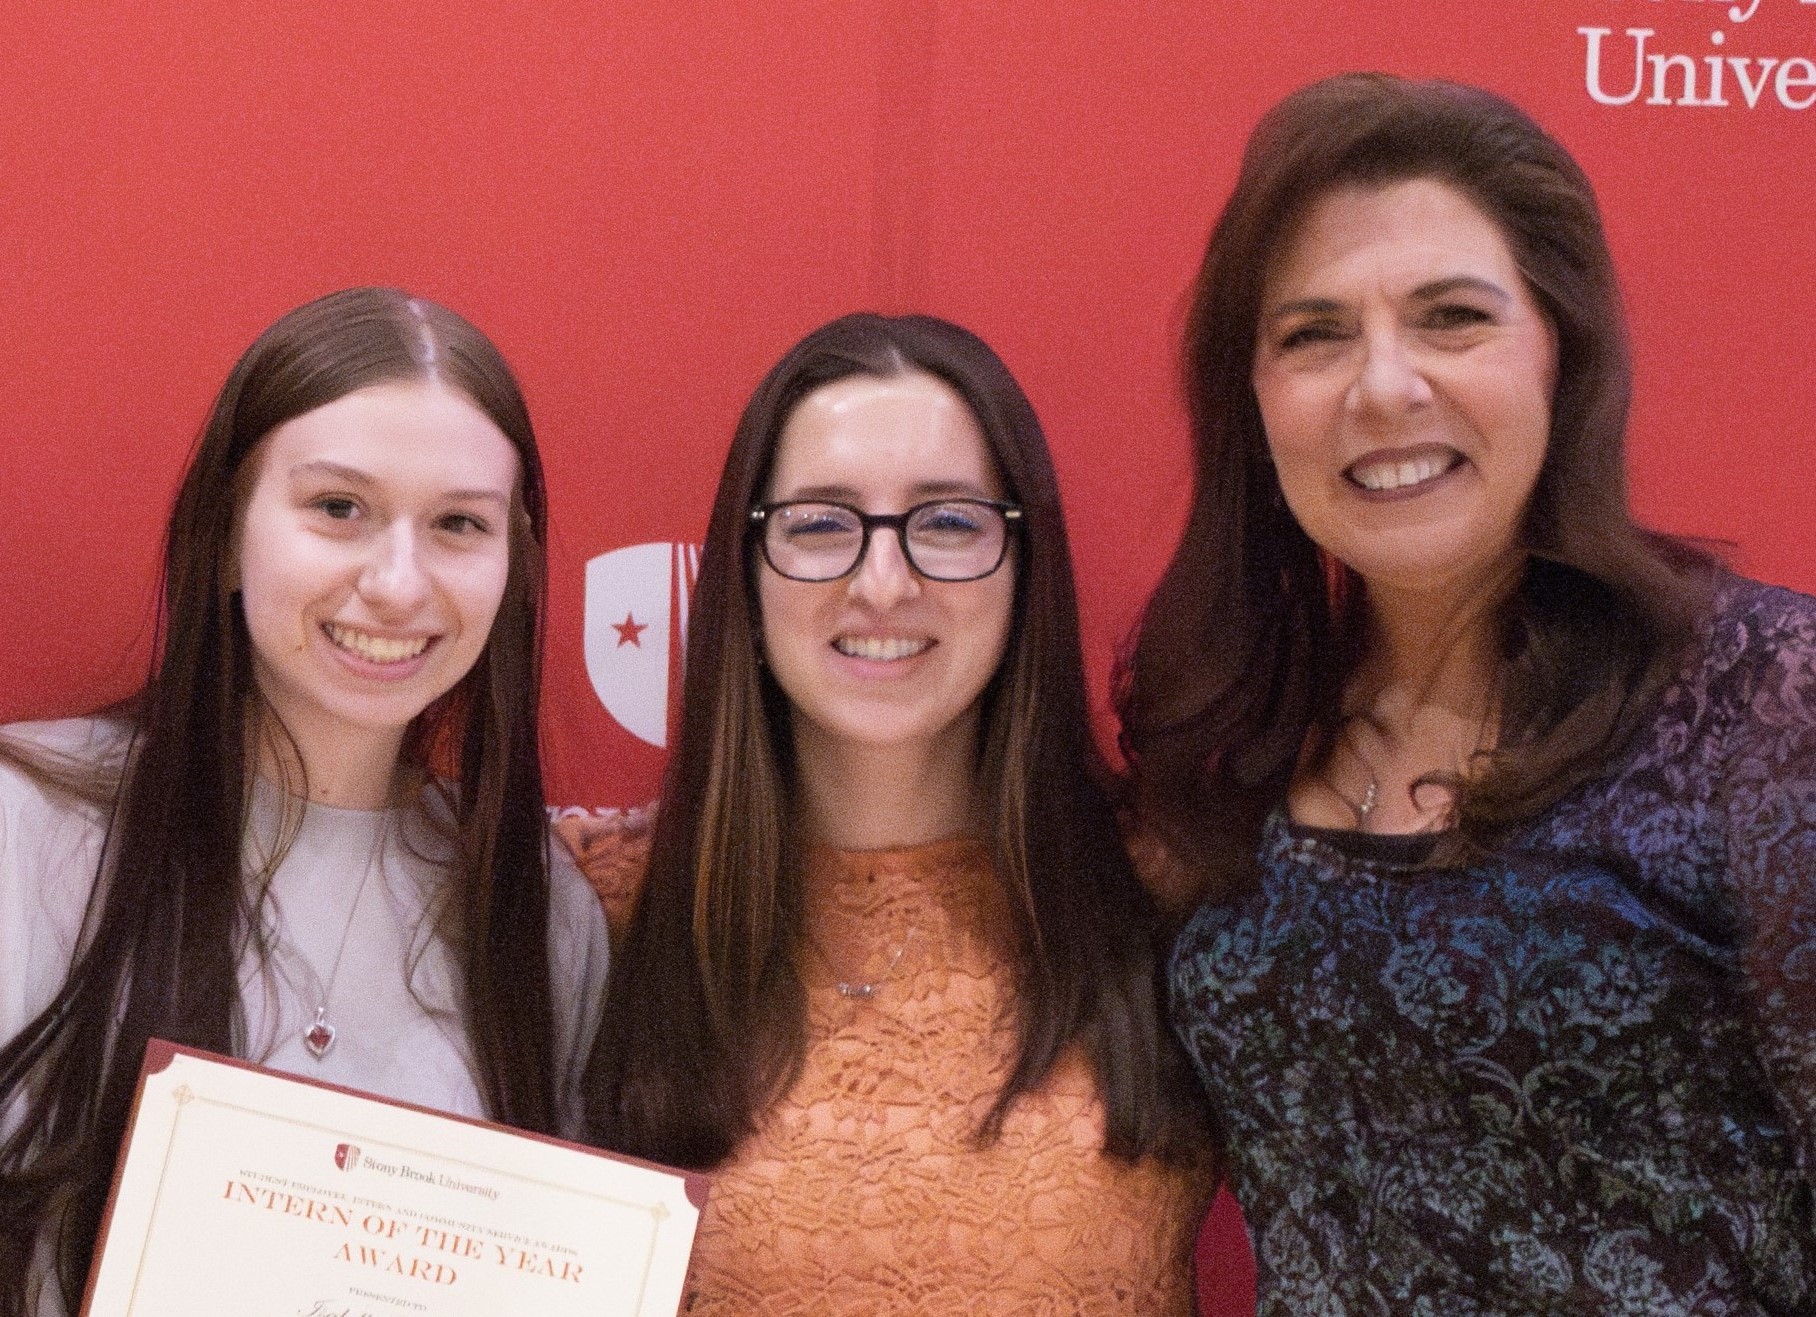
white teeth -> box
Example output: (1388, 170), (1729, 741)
(834, 636), (932, 661)
(325, 623), (431, 664)
(1350, 452), (1456, 492)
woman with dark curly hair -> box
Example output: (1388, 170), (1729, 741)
(1120, 73), (1816, 1312)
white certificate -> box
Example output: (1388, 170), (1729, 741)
(80, 1042), (705, 1317)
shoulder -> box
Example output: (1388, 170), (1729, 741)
(544, 819), (613, 1109)
(1707, 573), (1816, 658)
(1120, 816), (1203, 920)
(551, 804), (655, 937)
(1649, 574), (1816, 821)
(1693, 574), (1816, 725)
(545, 827), (610, 949)
(0, 719), (123, 1046)
(0, 714), (131, 769)
(0, 716), (127, 829)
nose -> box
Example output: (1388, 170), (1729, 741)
(1346, 328), (1433, 418)
(847, 524), (921, 610)
(358, 523), (432, 613)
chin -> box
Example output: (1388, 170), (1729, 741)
(803, 710), (948, 755)
(1349, 548), (1521, 599)
(832, 723), (937, 752)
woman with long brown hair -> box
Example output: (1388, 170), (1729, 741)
(563, 312), (1213, 1312)
(1120, 73), (1816, 1311)
(0, 288), (608, 1316)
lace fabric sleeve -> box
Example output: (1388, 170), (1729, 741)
(1717, 594), (1816, 1184)
(551, 804), (654, 938)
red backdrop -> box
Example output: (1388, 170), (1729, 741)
(4, 4), (1813, 1311)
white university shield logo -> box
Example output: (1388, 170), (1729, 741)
(583, 542), (701, 748)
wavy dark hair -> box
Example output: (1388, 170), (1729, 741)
(588, 312), (1208, 1170)
(1117, 73), (1713, 901)
(0, 288), (558, 1315)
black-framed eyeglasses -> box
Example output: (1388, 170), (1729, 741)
(750, 498), (1023, 583)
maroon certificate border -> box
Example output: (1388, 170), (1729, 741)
(77, 1038), (708, 1315)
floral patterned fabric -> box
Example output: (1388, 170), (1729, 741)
(559, 824), (1217, 1315)
(1169, 576), (1816, 1315)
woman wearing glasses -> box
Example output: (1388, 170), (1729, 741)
(561, 313), (1213, 1312)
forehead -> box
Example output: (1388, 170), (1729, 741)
(766, 370), (1000, 500)
(247, 381), (520, 497)
(1264, 177), (1525, 299)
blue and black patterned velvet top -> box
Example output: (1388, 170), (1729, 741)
(1169, 576), (1816, 1315)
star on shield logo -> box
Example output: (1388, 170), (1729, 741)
(583, 541), (702, 748)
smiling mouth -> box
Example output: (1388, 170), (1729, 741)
(1345, 449), (1463, 493)
(325, 623), (433, 664)
(833, 636), (933, 661)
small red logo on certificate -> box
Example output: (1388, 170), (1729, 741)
(334, 1143), (361, 1172)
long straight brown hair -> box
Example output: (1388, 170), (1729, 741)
(587, 313), (1209, 1170)
(0, 288), (559, 1316)
(1117, 73), (1713, 902)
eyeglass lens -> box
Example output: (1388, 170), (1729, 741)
(763, 501), (1010, 582)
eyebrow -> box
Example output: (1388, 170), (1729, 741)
(1261, 297), (1343, 324)
(1410, 275), (1513, 305)
(776, 479), (996, 502)
(287, 461), (510, 506)
(1262, 276), (1514, 323)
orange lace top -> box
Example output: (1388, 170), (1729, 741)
(559, 817), (1214, 1315)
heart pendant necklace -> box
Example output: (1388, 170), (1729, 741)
(303, 1006), (338, 1059)
(299, 825), (385, 1061)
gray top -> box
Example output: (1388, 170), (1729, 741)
(0, 716), (610, 1314)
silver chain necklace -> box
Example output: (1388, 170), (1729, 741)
(1332, 717), (1384, 831)
(298, 822), (387, 1059)
(814, 927), (916, 1001)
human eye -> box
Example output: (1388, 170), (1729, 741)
(1276, 319), (1348, 352)
(778, 504), (859, 542)
(307, 494), (362, 523)
(1424, 301), (1494, 331)
(910, 501), (992, 546)
(436, 510), (494, 537)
